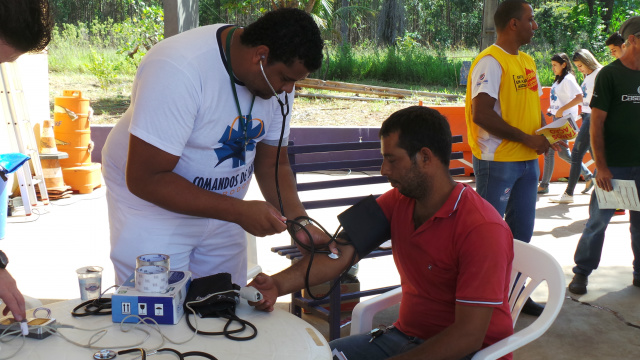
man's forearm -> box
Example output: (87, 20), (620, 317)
(272, 245), (356, 296)
(590, 109), (608, 169)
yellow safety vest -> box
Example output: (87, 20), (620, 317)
(465, 45), (541, 161)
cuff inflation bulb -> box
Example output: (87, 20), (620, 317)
(239, 286), (263, 302)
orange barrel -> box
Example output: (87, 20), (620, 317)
(53, 90), (91, 168)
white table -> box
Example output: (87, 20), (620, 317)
(1, 298), (331, 360)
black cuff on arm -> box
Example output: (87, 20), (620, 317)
(337, 195), (391, 259)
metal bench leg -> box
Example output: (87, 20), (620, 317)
(329, 277), (341, 340)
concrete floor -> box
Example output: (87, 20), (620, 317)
(2, 176), (640, 358)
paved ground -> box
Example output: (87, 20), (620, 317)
(2, 176), (640, 358)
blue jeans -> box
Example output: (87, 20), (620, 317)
(329, 326), (475, 360)
(473, 157), (539, 242)
(565, 113), (594, 195)
(573, 166), (640, 278)
(540, 143), (591, 188)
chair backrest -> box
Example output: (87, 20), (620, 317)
(471, 240), (566, 360)
(288, 136), (465, 210)
(350, 240), (566, 359)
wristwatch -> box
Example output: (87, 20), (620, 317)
(293, 219), (313, 233)
(0, 250), (8, 269)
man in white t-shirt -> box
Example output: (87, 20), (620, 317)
(102, 8), (326, 284)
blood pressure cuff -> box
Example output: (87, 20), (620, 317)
(184, 272), (240, 318)
(337, 195), (391, 259)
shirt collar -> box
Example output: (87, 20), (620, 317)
(432, 182), (467, 219)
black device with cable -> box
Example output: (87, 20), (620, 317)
(118, 347), (219, 360)
(71, 297), (112, 317)
(183, 273), (257, 341)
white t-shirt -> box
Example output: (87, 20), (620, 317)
(580, 67), (602, 114)
(103, 24), (292, 216)
(549, 73), (582, 119)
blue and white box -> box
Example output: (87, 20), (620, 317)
(112, 271), (191, 325)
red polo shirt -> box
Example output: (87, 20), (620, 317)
(377, 183), (514, 358)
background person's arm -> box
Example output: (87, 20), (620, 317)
(472, 93), (551, 154)
(590, 108), (613, 191)
(555, 94), (583, 118)
(125, 134), (287, 237)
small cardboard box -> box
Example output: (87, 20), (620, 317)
(302, 278), (360, 313)
(111, 270), (191, 325)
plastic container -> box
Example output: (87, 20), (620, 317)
(53, 90), (91, 168)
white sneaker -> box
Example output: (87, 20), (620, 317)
(550, 193), (574, 204)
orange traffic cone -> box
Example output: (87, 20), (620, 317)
(38, 119), (72, 201)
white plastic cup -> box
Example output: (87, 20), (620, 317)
(76, 266), (103, 300)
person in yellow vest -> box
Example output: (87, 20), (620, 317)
(465, 0), (561, 317)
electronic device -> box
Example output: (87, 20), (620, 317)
(0, 317), (56, 339)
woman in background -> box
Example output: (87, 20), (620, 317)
(550, 50), (602, 203)
(538, 53), (591, 195)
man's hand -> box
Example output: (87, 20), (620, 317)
(236, 201), (287, 237)
(595, 166), (614, 192)
(247, 273), (279, 312)
(0, 269), (26, 321)
(550, 140), (568, 152)
(292, 224), (336, 255)
(523, 134), (551, 155)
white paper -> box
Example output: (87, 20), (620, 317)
(595, 179), (640, 211)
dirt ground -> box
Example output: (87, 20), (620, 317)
(49, 73), (463, 126)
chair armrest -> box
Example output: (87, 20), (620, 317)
(350, 287), (402, 335)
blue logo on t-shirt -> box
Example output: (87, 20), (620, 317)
(550, 87), (557, 102)
(214, 115), (265, 168)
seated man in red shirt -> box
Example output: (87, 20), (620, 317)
(250, 106), (514, 360)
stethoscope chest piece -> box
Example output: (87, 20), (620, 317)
(94, 349), (117, 359)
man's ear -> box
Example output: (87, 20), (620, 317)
(418, 147), (431, 164)
(253, 45), (270, 64)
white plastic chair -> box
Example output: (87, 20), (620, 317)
(350, 240), (566, 360)
(246, 232), (262, 281)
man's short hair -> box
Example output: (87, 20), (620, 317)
(241, 8), (323, 72)
(379, 106), (452, 167)
(494, 0), (530, 31)
(0, 0), (53, 53)
(605, 32), (625, 47)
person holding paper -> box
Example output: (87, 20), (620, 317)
(537, 53), (591, 196)
(465, 0), (556, 316)
(568, 16), (640, 295)
(549, 50), (603, 203)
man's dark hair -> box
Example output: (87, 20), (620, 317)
(241, 8), (323, 72)
(379, 106), (452, 167)
(551, 53), (574, 84)
(0, 0), (53, 53)
(605, 32), (624, 47)
(494, 0), (530, 31)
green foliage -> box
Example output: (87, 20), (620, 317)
(84, 49), (137, 90)
(315, 43), (471, 88)
(114, 3), (165, 61)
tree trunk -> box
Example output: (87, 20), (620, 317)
(377, 0), (405, 46)
(340, 0), (348, 45)
(600, 0), (615, 32)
